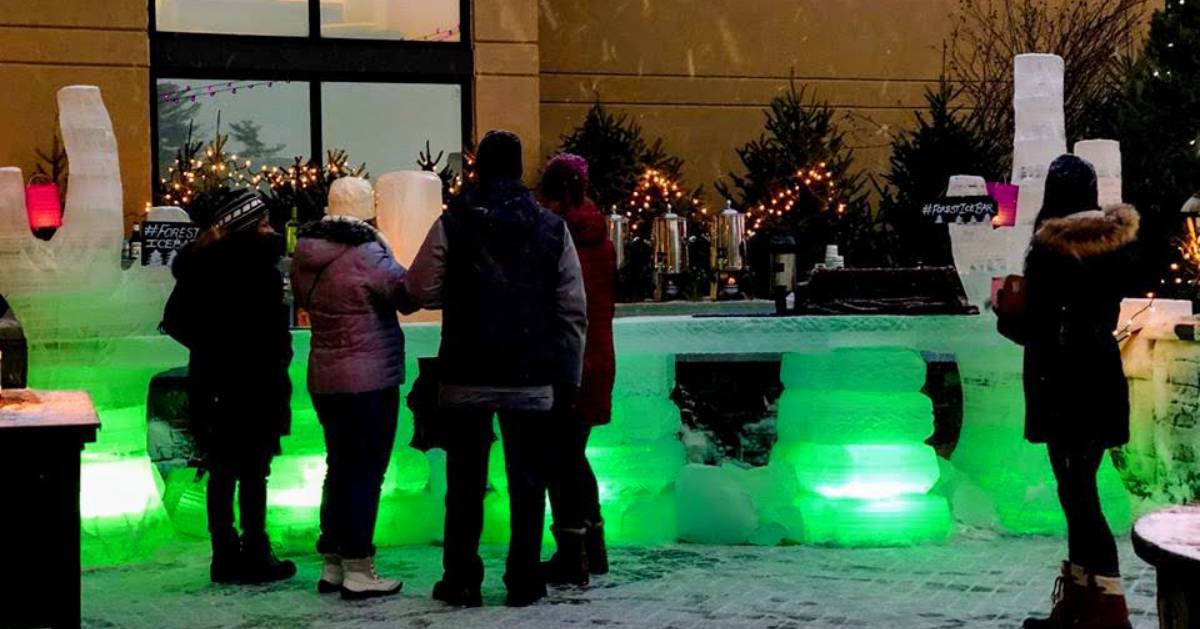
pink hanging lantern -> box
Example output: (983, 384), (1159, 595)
(987, 182), (1019, 228)
(25, 175), (63, 232)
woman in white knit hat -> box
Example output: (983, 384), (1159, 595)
(291, 176), (413, 599)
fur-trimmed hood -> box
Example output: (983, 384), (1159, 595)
(299, 215), (382, 247)
(294, 215), (393, 272)
(1033, 204), (1139, 259)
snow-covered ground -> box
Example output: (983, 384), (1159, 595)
(83, 533), (1158, 628)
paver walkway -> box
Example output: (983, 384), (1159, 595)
(82, 535), (1158, 628)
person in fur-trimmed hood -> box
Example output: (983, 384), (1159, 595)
(1007, 154), (1138, 629)
(291, 179), (412, 600)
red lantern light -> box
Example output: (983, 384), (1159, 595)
(986, 182), (1019, 228)
(25, 176), (63, 233)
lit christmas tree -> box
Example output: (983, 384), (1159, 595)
(1114, 0), (1200, 295)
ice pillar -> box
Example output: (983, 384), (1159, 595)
(375, 170), (442, 268)
(1074, 139), (1122, 207)
(948, 53), (1066, 308)
(771, 349), (951, 546)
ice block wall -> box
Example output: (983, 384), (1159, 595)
(772, 349), (951, 545)
(949, 54), (1065, 307)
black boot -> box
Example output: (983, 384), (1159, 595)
(541, 525), (589, 586)
(432, 578), (483, 608)
(585, 520), (609, 576)
(210, 532), (241, 584)
(239, 535), (296, 585)
(504, 573), (547, 608)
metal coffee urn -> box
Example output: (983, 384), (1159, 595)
(652, 207), (688, 301)
(769, 233), (798, 313)
(712, 200), (747, 299)
(606, 208), (628, 270)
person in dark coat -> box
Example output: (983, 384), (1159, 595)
(406, 130), (588, 608)
(538, 153), (616, 585)
(1002, 155), (1139, 629)
(291, 196), (410, 599)
(161, 188), (295, 585)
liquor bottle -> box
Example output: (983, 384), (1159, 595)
(285, 205), (299, 257)
(121, 238), (132, 269)
(129, 223), (143, 265)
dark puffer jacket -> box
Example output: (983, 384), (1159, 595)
(291, 216), (410, 395)
(1020, 204), (1139, 449)
(565, 200), (616, 426)
(162, 231), (293, 455)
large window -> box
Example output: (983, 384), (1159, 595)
(155, 0), (461, 41)
(150, 0), (471, 187)
(321, 82), (462, 175)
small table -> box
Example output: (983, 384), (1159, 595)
(0, 390), (99, 629)
(1132, 505), (1200, 629)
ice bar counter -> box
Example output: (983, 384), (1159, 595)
(16, 312), (1139, 566)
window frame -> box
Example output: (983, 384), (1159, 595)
(148, 0), (473, 188)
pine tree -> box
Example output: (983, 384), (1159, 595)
(229, 119), (286, 166)
(717, 80), (875, 283)
(1113, 0), (1200, 294)
(557, 102), (647, 211)
(557, 102), (710, 299)
(878, 78), (1006, 266)
(156, 82), (203, 175)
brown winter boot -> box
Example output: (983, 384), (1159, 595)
(585, 519), (609, 576)
(1023, 561), (1085, 628)
(1076, 574), (1132, 629)
(541, 525), (589, 586)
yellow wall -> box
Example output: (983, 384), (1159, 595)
(0, 0), (151, 227)
(537, 0), (1141, 206)
(472, 0), (541, 184)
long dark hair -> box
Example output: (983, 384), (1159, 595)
(1033, 154), (1099, 230)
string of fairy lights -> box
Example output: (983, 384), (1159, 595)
(623, 168), (704, 232)
(743, 162), (845, 237)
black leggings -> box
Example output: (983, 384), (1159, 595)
(1048, 443), (1119, 576)
(547, 421), (602, 529)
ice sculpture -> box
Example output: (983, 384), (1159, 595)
(771, 349), (951, 545)
(946, 175), (988, 197)
(375, 170), (442, 268)
(1074, 139), (1122, 207)
(0, 86), (177, 564)
(146, 206), (190, 223)
(949, 54), (1065, 307)
(0, 86), (173, 342)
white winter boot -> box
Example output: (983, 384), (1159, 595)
(318, 554), (343, 594)
(340, 557), (403, 600)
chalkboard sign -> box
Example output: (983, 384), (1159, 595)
(921, 195), (998, 224)
(141, 221), (200, 267)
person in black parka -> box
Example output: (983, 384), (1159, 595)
(161, 189), (296, 585)
(1007, 155), (1139, 629)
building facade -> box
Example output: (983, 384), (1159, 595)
(2, 0), (1100, 227)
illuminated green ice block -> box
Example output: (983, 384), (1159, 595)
(776, 390), (934, 444)
(484, 436), (685, 545)
(80, 453), (174, 565)
(771, 442), (941, 499)
(780, 348), (927, 391)
(953, 420), (1132, 535)
(614, 353), (675, 398)
(798, 494), (951, 546)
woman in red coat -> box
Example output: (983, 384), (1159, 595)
(539, 153), (616, 585)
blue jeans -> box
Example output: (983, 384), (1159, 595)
(313, 387), (400, 559)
